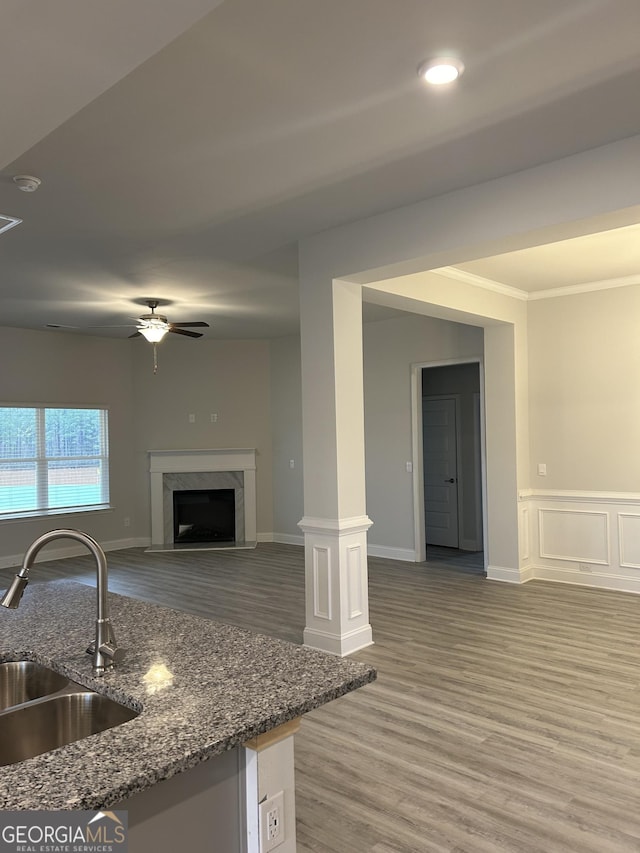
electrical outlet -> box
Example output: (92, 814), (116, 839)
(123, 517), (130, 528)
(260, 791), (285, 851)
(210, 413), (218, 423)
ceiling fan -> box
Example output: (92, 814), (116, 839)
(46, 299), (210, 340)
(130, 300), (209, 342)
(129, 300), (209, 374)
(46, 299), (210, 373)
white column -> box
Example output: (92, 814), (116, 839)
(298, 272), (373, 655)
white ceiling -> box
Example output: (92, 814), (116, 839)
(2, 0), (640, 338)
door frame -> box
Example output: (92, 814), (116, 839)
(410, 357), (487, 564)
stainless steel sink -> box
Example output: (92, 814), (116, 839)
(0, 660), (139, 766)
(0, 661), (69, 711)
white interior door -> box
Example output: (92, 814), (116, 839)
(423, 397), (459, 547)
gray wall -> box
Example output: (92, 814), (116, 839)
(0, 327), (136, 561)
(4, 276), (638, 566)
(269, 336), (304, 540)
(0, 329), (274, 564)
(266, 315), (486, 549)
(130, 336), (274, 539)
(362, 314), (484, 553)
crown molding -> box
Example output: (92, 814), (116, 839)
(527, 272), (640, 300)
(437, 266), (640, 302)
(435, 266), (529, 300)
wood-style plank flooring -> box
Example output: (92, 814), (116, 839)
(2, 543), (640, 852)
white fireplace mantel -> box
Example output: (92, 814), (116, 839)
(148, 449), (257, 547)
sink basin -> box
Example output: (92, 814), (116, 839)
(0, 660), (139, 766)
(0, 661), (69, 711)
(0, 692), (138, 766)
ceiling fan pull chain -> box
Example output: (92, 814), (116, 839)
(153, 342), (158, 374)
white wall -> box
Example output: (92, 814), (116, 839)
(528, 285), (640, 491)
(518, 283), (640, 593)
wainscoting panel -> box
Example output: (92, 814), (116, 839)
(312, 546), (331, 620)
(519, 505), (530, 564)
(346, 544), (363, 619)
(618, 512), (640, 569)
(538, 508), (609, 564)
(520, 491), (640, 594)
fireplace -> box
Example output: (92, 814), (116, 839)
(173, 489), (235, 544)
(148, 448), (257, 551)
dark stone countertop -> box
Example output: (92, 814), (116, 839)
(0, 579), (376, 810)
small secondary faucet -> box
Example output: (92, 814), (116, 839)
(0, 528), (123, 676)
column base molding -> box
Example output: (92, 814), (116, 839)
(299, 514), (374, 657)
(303, 624), (373, 656)
(486, 564), (534, 583)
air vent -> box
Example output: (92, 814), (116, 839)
(0, 214), (22, 236)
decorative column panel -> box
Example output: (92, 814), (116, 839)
(298, 515), (373, 655)
(298, 266), (373, 655)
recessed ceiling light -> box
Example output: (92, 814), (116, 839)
(417, 56), (464, 86)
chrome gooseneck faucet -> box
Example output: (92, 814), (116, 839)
(0, 528), (123, 676)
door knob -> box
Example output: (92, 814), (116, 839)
(445, 478), (455, 483)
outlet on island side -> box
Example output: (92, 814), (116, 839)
(260, 790), (285, 851)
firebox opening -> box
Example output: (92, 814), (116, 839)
(173, 488), (235, 544)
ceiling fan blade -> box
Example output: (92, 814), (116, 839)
(169, 321), (209, 328)
(169, 327), (203, 338)
(129, 331), (142, 338)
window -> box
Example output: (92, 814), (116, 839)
(0, 406), (110, 518)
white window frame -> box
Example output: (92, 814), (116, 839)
(0, 404), (110, 519)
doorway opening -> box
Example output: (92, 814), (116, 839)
(411, 359), (486, 574)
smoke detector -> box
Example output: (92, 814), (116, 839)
(13, 175), (42, 193)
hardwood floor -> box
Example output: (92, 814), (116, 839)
(2, 543), (640, 851)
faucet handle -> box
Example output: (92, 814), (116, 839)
(99, 642), (125, 666)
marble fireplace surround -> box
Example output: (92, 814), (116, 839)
(148, 449), (257, 551)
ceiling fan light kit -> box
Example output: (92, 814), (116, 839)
(139, 325), (169, 343)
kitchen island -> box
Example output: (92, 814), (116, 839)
(0, 579), (376, 851)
